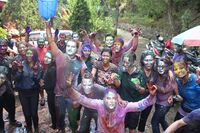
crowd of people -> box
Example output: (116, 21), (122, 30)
(0, 20), (200, 133)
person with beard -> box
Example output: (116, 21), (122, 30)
(151, 58), (177, 133)
(164, 108), (200, 133)
(45, 21), (86, 133)
(65, 72), (157, 133)
(39, 51), (57, 129)
(56, 33), (67, 53)
(173, 55), (200, 133)
(13, 48), (43, 133)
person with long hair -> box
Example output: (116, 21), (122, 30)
(14, 48), (43, 133)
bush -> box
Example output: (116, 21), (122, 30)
(0, 27), (7, 39)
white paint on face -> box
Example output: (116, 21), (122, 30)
(105, 36), (114, 47)
(104, 91), (117, 111)
(157, 60), (166, 75)
(82, 78), (93, 94)
(0, 74), (6, 86)
(143, 55), (154, 70)
(123, 56), (130, 71)
(44, 52), (53, 65)
(66, 41), (77, 56)
(73, 33), (79, 41)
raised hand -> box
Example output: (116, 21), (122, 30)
(25, 26), (31, 34)
(54, 29), (59, 37)
(129, 28), (142, 36)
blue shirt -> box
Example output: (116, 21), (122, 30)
(177, 73), (200, 111)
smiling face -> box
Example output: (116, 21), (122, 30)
(26, 49), (33, 62)
(143, 55), (154, 70)
(174, 61), (188, 78)
(157, 60), (166, 75)
(18, 43), (27, 56)
(104, 91), (117, 111)
(113, 41), (122, 53)
(0, 41), (8, 55)
(66, 41), (78, 56)
(82, 47), (91, 58)
(123, 56), (131, 72)
(101, 51), (111, 64)
(44, 52), (53, 65)
(72, 33), (79, 41)
(105, 36), (114, 47)
(82, 78), (93, 94)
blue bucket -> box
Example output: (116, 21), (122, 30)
(38, 0), (58, 21)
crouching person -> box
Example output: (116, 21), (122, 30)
(65, 73), (157, 133)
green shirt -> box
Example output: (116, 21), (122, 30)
(118, 69), (145, 102)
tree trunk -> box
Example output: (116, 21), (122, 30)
(115, 0), (120, 35)
(165, 0), (175, 35)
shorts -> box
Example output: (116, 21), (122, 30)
(125, 112), (140, 129)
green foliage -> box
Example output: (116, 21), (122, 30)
(87, 0), (114, 33)
(135, 0), (166, 20)
(69, 0), (92, 32)
(131, 15), (154, 26)
(181, 9), (192, 32)
(1, 0), (43, 30)
(0, 27), (7, 39)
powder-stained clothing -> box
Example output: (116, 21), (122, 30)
(153, 75), (177, 106)
(73, 94), (155, 133)
(54, 50), (86, 97)
(119, 69), (145, 102)
(177, 73), (200, 116)
(93, 61), (118, 87)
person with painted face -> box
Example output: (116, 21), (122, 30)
(75, 72), (106, 133)
(0, 65), (22, 133)
(91, 47), (120, 88)
(13, 48), (43, 133)
(128, 50), (156, 133)
(111, 29), (140, 66)
(65, 72), (157, 133)
(81, 43), (97, 72)
(118, 51), (150, 133)
(36, 38), (50, 106)
(172, 55), (200, 133)
(151, 57), (178, 133)
(104, 34), (115, 48)
(45, 21), (86, 133)
(39, 51), (57, 129)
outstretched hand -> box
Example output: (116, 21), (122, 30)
(129, 28), (142, 36)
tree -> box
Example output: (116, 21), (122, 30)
(69, 0), (92, 32)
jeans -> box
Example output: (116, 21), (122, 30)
(0, 90), (16, 130)
(46, 91), (56, 127)
(18, 89), (39, 130)
(151, 104), (170, 133)
(138, 105), (152, 132)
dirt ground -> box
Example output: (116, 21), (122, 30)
(3, 29), (180, 133)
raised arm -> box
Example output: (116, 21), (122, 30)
(45, 21), (60, 56)
(164, 119), (186, 133)
(122, 28), (140, 52)
(66, 73), (101, 110)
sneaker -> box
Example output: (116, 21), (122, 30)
(9, 120), (22, 127)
